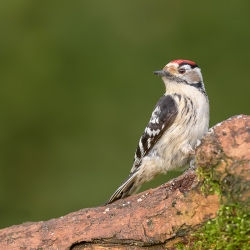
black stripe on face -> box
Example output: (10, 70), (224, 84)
(190, 81), (203, 89)
(190, 81), (207, 97)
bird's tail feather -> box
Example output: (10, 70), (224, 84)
(104, 171), (139, 205)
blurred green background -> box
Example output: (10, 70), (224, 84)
(0, 1), (249, 229)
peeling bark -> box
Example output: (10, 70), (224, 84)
(0, 115), (249, 250)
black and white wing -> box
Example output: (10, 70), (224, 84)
(104, 94), (178, 205)
(131, 94), (178, 172)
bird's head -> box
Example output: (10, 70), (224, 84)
(154, 59), (206, 95)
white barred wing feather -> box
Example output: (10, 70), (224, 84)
(132, 95), (178, 172)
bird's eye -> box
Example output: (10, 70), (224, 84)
(178, 68), (186, 74)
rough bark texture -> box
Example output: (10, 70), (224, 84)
(0, 114), (249, 250)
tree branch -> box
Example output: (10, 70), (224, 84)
(0, 115), (249, 250)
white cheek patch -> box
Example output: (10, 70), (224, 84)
(188, 68), (203, 83)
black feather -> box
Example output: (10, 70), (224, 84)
(105, 95), (178, 205)
(133, 95), (178, 170)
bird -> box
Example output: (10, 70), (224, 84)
(105, 59), (209, 205)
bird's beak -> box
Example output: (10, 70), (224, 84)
(153, 70), (167, 77)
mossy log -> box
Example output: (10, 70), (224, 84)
(0, 115), (249, 250)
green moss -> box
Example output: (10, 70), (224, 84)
(194, 203), (250, 249)
(175, 202), (250, 250)
(175, 164), (250, 250)
(196, 164), (221, 196)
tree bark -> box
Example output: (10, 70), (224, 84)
(0, 115), (249, 250)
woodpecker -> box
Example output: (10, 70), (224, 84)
(105, 59), (209, 205)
